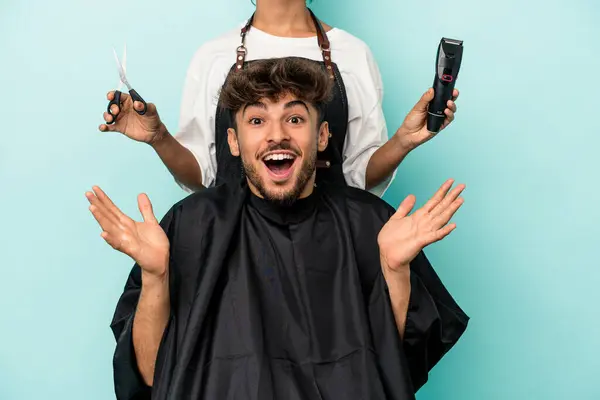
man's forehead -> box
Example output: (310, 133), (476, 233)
(243, 94), (311, 112)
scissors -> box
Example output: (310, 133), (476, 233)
(106, 44), (147, 124)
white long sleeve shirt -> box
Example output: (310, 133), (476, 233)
(174, 23), (396, 197)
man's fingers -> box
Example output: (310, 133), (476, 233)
(422, 179), (455, 212)
(100, 231), (124, 252)
(89, 204), (117, 233)
(393, 194), (416, 219)
(433, 197), (464, 228)
(438, 223), (457, 240)
(86, 191), (121, 225)
(430, 184), (465, 217)
(92, 186), (128, 222)
(423, 223), (456, 245)
(137, 193), (158, 223)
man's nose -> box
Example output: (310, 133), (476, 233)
(265, 121), (290, 143)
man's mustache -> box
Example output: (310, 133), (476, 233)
(257, 142), (301, 159)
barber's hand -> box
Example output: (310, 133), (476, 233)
(378, 179), (464, 273)
(86, 186), (170, 277)
(395, 88), (459, 152)
(99, 91), (165, 145)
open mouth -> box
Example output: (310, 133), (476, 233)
(262, 152), (297, 180)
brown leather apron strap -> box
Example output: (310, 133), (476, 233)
(306, 8), (334, 80)
(235, 16), (253, 71)
(235, 8), (335, 79)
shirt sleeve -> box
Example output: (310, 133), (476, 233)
(172, 47), (220, 192)
(341, 46), (397, 198)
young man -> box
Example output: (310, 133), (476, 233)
(87, 57), (468, 400)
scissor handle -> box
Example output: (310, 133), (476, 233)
(106, 90), (122, 125)
(129, 89), (147, 116)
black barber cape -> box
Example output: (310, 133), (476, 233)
(111, 181), (469, 400)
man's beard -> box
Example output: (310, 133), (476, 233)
(243, 149), (316, 207)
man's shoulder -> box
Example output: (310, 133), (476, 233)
(170, 184), (242, 221)
(323, 184), (395, 220)
(327, 184), (392, 207)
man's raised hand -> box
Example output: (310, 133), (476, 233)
(86, 186), (169, 277)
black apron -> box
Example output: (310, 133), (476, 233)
(214, 8), (350, 188)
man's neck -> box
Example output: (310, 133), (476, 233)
(253, 0), (315, 37)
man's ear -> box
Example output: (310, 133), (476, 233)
(227, 128), (240, 156)
(317, 121), (329, 152)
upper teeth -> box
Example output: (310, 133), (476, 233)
(264, 153), (295, 161)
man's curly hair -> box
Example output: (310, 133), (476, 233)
(218, 57), (334, 125)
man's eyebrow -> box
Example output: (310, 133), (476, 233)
(243, 102), (267, 113)
(284, 100), (310, 113)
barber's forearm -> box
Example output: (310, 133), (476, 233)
(365, 134), (410, 190)
(381, 261), (411, 339)
(150, 125), (204, 191)
(133, 271), (171, 386)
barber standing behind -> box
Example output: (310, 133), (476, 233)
(99, 0), (459, 197)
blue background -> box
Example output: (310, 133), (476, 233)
(1, 0), (599, 399)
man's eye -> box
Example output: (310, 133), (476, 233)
(288, 116), (304, 124)
(249, 118), (262, 125)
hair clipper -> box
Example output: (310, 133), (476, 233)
(427, 37), (463, 134)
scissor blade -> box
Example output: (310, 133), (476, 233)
(123, 43), (127, 73)
(112, 47), (131, 90)
(112, 48), (124, 90)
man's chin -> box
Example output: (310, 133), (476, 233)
(259, 182), (300, 206)
(244, 156), (315, 207)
